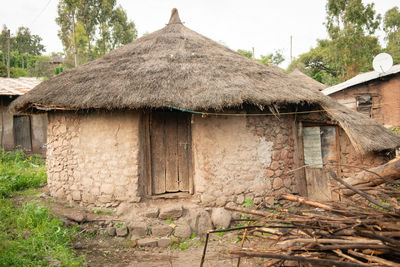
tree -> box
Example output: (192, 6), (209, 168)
(110, 6), (137, 50)
(15, 27), (45, 68)
(383, 7), (400, 64)
(56, 0), (137, 66)
(237, 49), (285, 66)
(325, 0), (381, 80)
(257, 50), (285, 66)
(289, 0), (382, 84)
(237, 49), (253, 59)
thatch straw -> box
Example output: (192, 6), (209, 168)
(10, 9), (326, 113)
(289, 69), (327, 91)
(10, 9), (400, 152)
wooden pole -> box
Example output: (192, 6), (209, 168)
(7, 29), (10, 78)
(290, 35), (292, 64)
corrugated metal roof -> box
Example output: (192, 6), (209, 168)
(322, 64), (400, 96)
(0, 77), (42, 96)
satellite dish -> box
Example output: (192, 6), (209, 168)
(373, 53), (393, 73)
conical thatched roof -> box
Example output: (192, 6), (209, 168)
(289, 69), (326, 91)
(12, 9), (325, 113)
(11, 9), (400, 153)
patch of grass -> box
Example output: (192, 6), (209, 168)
(0, 149), (85, 266)
(179, 242), (188, 251)
(0, 149), (46, 198)
(215, 227), (227, 236)
(165, 217), (174, 224)
(93, 208), (113, 215)
(242, 198), (254, 208)
(0, 200), (85, 266)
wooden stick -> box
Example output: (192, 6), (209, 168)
(328, 169), (398, 214)
(318, 244), (392, 250)
(229, 249), (369, 267)
(347, 249), (400, 267)
(282, 195), (334, 211)
(333, 249), (365, 265)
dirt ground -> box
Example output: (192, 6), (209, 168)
(13, 188), (268, 267)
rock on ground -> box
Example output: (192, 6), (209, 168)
(116, 226), (129, 237)
(137, 238), (158, 247)
(159, 205), (183, 219)
(211, 208), (232, 229)
(174, 223), (192, 239)
(151, 224), (173, 237)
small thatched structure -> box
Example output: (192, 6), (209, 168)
(10, 9), (400, 209)
(289, 69), (327, 91)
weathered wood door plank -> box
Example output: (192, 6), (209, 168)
(151, 112), (166, 194)
(165, 114), (179, 192)
(177, 113), (190, 192)
(14, 115), (32, 151)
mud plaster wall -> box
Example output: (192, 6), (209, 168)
(47, 110), (141, 207)
(330, 75), (400, 127)
(0, 96), (47, 155)
(192, 114), (296, 207)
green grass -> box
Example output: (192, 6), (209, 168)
(0, 149), (46, 198)
(0, 149), (85, 266)
(0, 200), (85, 266)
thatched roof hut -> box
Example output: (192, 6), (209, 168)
(11, 8), (399, 153)
(9, 9), (400, 210)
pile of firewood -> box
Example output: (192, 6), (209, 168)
(200, 158), (400, 267)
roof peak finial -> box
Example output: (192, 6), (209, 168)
(168, 8), (182, 24)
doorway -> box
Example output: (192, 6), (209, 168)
(148, 111), (191, 195)
(302, 125), (340, 201)
(13, 115), (32, 151)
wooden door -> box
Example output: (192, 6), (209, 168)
(302, 126), (339, 201)
(150, 112), (191, 195)
(14, 115), (32, 151)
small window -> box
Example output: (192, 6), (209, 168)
(356, 94), (372, 117)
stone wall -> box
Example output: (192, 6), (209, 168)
(47, 110), (141, 207)
(338, 127), (386, 178)
(191, 114), (296, 207)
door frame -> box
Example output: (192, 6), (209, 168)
(143, 110), (193, 197)
(298, 122), (342, 200)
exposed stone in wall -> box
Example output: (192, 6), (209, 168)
(47, 110), (141, 207)
(338, 128), (386, 178)
(192, 114), (296, 207)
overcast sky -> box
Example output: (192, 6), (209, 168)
(1, 0), (398, 68)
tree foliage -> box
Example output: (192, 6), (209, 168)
(56, 0), (137, 65)
(237, 49), (285, 66)
(289, 0), (383, 84)
(0, 25), (48, 78)
(383, 7), (400, 65)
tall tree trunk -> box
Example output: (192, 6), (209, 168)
(7, 29), (10, 78)
(72, 9), (78, 67)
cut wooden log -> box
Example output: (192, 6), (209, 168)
(347, 249), (400, 267)
(229, 249), (370, 267)
(342, 157), (400, 196)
